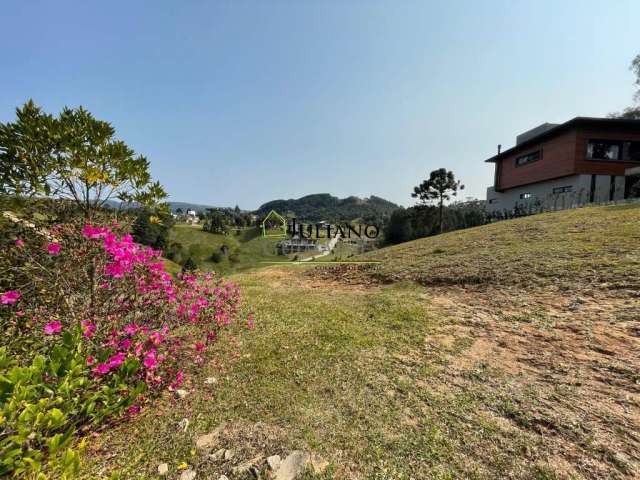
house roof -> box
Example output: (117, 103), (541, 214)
(485, 117), (640, 163)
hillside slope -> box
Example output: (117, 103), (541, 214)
(361, 203), (640, 289)
(83, 204), (640, 480)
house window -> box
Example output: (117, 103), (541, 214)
(587, 139), (640, 162)
(488, 198), (498, 204)
(623, 141), (640, 162)
(519, 193), (534, 199)
(515, 150), (541, 166)
(587, 139), (622, 160)
(552, 186), (573, 194)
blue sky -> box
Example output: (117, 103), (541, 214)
(2, 1), (639, 209)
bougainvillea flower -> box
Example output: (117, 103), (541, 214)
(86, 355), (96, 366)
(123, 323), (138, 335)
(127, 404), (141, 415)
(15, 239), (24, 247)
(44, 321), (62, 335)
(81, 320), (96, 338)
(107, 352), (126, 369)
(143, 351), (158, 369)
(170, 370), (185, 389)
(247, 313), (255, 330)
(47, 242), (61, 255)
(93, 363), (110, 375)
(194, 341), (205, 352)
(1, 290), (21, 305)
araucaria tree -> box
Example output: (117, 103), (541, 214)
(412, 168), (464, 233)
(0, 100), (166, 218)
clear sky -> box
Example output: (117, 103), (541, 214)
(2, 1), (639, 209)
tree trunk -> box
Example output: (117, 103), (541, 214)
(439, 196), (444, 234)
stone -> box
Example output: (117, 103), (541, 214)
(309, 453), (329, 473)
(231, 454), (263, 475)
(180, 470), (197, 480)
(224, 449), (235, 460)
(157, 463), (169, 476)
(205, 377), (217, 384)
(266, 454), (281, 471)
(218, 476), (229, 480)
(273, 451), (309, 480)
(195, 433), (217, 451)
(176, 389), (189, 399)
(209, 448), (226, 461)
(195, 423), (226, 452)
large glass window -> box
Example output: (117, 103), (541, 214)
(515, 150), (540, 166)
(587, 139), (640, 162)
(587, 140), (621, 160)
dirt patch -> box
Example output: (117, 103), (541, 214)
(421, 285), (640, 479)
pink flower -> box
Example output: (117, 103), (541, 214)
(143, 351), (157, 369)
(81, 320), (96, 338)
(107, 352), (126, 369)
(170, 370), (184, 389)
(1, 291), (21, 305)
(247, 313), (255, 330)
(44, 321), (62, 335)
(15, 239), (24, 247)
(127, 404), (141, 415)
(123, 323), (138, 336)
(194, 341), (205, 353)
(92, 363), (110, 375)
(47, 243), (61, 255)
(120, 339), (132, 350)
(86, 355), (95, 366)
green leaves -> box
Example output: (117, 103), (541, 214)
(0, 101), (167, 218)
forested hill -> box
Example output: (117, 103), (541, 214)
(255, 193), (400, 222)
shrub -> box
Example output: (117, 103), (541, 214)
(0, 210), (244, 477)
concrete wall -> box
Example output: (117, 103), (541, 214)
(486, 174), (626, 213)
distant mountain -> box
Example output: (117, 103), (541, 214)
(165, 201), (223, 213)
(103, 200), (227, 213)
(255, 194), (400, 222)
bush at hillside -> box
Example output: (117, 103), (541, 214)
(0, 209), (244, 478)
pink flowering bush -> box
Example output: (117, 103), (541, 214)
(0, 211), (246, 478)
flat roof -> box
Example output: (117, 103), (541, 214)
(485, 117), (640, 163)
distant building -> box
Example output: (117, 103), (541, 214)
(185, 209), (199, 224)
(485, 117), (640, 212)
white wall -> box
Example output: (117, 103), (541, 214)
(486, 174), (626, 213)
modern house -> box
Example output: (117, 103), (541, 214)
(485, 117), (640, 213)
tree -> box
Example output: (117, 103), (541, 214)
(181, 257), (197, 273)
(0, 100), (166, 218)
(131, 209), (175, 250)
(412, 168), (464, 233)
(610, 53), (640, 119)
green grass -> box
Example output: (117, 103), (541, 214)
(81, 204), (640, 479)
(169, 224), (289, 274)
(360, 203), (640, 289)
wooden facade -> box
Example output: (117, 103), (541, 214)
(487, 118), (640, 192)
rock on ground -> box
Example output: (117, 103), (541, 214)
(266, 454), (281, 471)
(179, 469), (197, 480)
(273, 451), (309, 480)
(157, 463), (169, 476)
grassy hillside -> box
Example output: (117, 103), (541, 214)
(83, 204), (640, 479)
(169, 224), (288, 273)
(361, 203), (640, 289)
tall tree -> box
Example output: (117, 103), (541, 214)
(412, 168), (464, 233)
(0, 100), (166, 218)
(610, 53), (640, 119)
